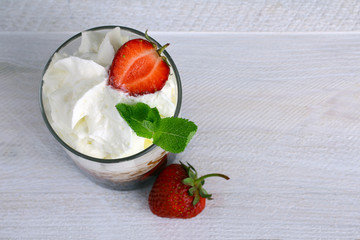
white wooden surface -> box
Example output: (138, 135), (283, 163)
(1, 0), (360, 32)
(1, 32), (360, 239)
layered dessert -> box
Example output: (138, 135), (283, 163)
(42, 27), (178, 159)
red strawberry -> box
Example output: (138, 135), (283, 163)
(148, 162), (229, 219)
(108, 31), (170, 96)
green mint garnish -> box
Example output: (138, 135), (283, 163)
(116, 102), (197, 153)
(115, 102), (160, 139)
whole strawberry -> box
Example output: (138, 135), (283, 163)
(108, 30), (170, 96)
(148, 162), (229, 219)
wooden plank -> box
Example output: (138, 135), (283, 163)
(1, 1), (360, 32)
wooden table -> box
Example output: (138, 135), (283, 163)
(1, 32), (360, 239)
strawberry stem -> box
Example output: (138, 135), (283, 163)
(144, 30), (157, 49)
(144, 29), (151, 41)
(157, 43), (170, 55)
(196, 173), (230, 183)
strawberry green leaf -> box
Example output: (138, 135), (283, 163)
(188, 169), (197, 179)
(182, 178), (194, 186)
(116, 102), (160, 139)
(193, 191), (201, 206)
(188, 187), (196, 196)
(153, 117), (197, 153)
(199, 187), (212, 199)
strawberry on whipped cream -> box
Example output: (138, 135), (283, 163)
(42, 27), (177, 159)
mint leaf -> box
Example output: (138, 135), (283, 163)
(153, 117), (197, 153)
(116, 102), (160, 139)
(115, 103), (197, 153)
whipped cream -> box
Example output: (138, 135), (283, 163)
(42, 27), (177, 159)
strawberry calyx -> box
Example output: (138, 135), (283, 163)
(180, 162), (230, 206)
(144, 30), (170, 66)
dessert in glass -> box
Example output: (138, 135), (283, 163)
(40, 26), (181, 190)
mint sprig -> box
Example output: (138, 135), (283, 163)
(115, 102), (160, 139)
(116, 102), (197, 153)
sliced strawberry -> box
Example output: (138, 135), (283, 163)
(108, 32), (170, 96)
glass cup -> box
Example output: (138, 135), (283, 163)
(39, 26), (182, 190)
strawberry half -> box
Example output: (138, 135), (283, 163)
(108, 31), (170, 96)
(148, 162), (229, 219)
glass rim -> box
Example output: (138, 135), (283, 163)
(39, 25), (182, 164)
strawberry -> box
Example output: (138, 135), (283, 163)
(148, 162), (229, 219)
(108, 30), (170, 96)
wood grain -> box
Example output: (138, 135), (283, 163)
(1, 32), (360, 239)
(1, 0), (360, 32)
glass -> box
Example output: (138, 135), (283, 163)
(39, 26), (182, 190)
